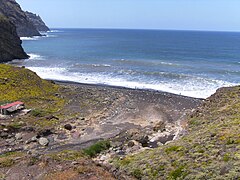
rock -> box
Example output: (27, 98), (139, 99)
(153, 121), (166, 132)
(139, 135), (149, 147)
(127, 140), (135, 147)
(0, 15), (28, 62)
(15, 133), (23, 140)
(6, 138), (15, 144)
(3, 128), (9, 132)
(31, 136), (38, 142)
(26, 135), (38, 144)
(64, 124), (73, 131)
(71, 161), (79, 165)
(0, 0), (41, 37)
(37, 129), (53, 137)
(46, 115), (59, 120)
(71, 131), (80, 139)
(100, 155), (108, 161)
(47, 136), (54, 144)
(25, 11), (50, 32)
(57, 133), (68, 140)
(150, 132), (175, 145)
(80, 117), (85, 121)
(38, 137), (49, 146)
(20, 126), (34, 132)
(116, 150), (125, 155)
(0, 132), (8, 138)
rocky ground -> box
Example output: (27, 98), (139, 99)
(0, 79), (201, 179)
(112, 86), (240, 179)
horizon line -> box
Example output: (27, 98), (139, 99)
(48, 27), (240, 33)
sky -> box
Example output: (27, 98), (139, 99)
(18, 0), (240, 31)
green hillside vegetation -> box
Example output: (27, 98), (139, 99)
(0, 64), (64, 112)
(114, 86), (240, 179)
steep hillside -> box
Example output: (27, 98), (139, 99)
(0, 0), (40, 37)
(0, 15), (28, 62)
(0, 64), (64, 111)
(114, 86), (240, 179)
(25, 11), (49, 32)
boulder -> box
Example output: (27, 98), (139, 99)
(64, 124), (73, 131)
(38, 137), (49, 146)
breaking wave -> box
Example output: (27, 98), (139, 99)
(26, 66), (238, 99)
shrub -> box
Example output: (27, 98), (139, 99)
(31, 109), (48, 117)
(83, 140), (110, 157)
(168, 165), (188, 180)
(165, 146), (183, 154)
(131, 169), (143, 179)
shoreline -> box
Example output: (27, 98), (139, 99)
(54, 79), (205, 100)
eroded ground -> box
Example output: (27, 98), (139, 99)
(0, 82), (201, 179)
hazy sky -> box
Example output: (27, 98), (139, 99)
(18, 0), (240, 31)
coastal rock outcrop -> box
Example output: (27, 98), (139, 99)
(25, 11), (50, 32)
(0, 15), (28, 62)
(0, 0), (40, 37)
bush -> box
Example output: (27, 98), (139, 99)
(168, 166), (188, 180)
(83, 140), (111, 157)
(31, 109), (47, 117)
(165, 146), (183, 154)
(131, 169), (143, 179)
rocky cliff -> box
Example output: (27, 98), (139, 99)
(25, 11), (50, 32)
(0, 15), (28, 62)
(0, 0), (40, 37)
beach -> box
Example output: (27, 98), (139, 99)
(45, 80), (202, 152)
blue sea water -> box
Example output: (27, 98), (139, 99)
(19, 29), (240, 98)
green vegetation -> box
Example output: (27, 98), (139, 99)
(114, 86), (240, 179)
(0, 64), (64, 113)
(131, 168), (143, 179)
(83, 140), (111, 157)
(48, 150), (84, 162)
(30, 109), (49, 117)
(165, 146), (184, 154)
(0, 151), (24, 168)
(168, 166), (188, 180)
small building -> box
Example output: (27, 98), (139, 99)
(0, 101), (25, 115)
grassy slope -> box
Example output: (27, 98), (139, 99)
(115, 86), (240, 179)
(0, 64), (64, 112)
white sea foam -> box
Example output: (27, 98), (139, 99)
(47, 30), (63, 33)
(20, 36), (40, 41)
(92, 64), (111, 67)
(28, 53), (45, 60)
(46, 34), (57, 38)
(115, 59), (179, 67)
(21, 33), (57, 41)
(26, 66), (238, 99)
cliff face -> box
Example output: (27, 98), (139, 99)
(25, 11), (50, 32)
(0, 0), (40, 37)
(0, 15), (28, 62)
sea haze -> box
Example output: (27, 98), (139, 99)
(19, 29), (240, 98)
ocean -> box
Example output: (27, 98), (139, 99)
(18, 29), (240, 98)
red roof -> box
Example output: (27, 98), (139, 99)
(0, 101), (24, 109)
